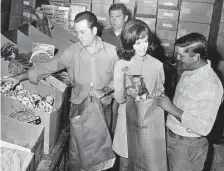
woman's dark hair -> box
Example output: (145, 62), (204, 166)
(175, 32), (208, 59)
(117, 19), (154, 61)
(74, 11), (97, 29)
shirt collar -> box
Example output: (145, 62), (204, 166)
(184, 60), (211, 75)
(78, 36), (105, 53)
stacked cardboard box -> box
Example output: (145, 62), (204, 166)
(135, 0), (158, 34)
(217, 6), (224, 61)
(156, 0), (179, 60)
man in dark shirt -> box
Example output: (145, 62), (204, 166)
(101, 3), (128, 48)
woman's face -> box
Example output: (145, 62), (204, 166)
(133, 37), (148, 57)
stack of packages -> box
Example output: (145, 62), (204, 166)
(135, 0), (157, 34)
(217, 4), (224, 76)
(156, 0), (179, 62)
(91, 0), (114, 29)
(176, 0), (214, 79)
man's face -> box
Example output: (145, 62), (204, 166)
(109, 9), (127, 31)
(74, 20), (97, 47)
(177, 47), (196, 71)
(133, 37), (148, 57)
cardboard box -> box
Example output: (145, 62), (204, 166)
(217, 46), (224, 60)
(92, 0), (113, 4)
(137, 0), (158, 8)
(95, 14), (111, 27)
(217, 23), (224, 47)
(136, 6), (157, 17)
(156, 19), (178, 31)
(160, 39), (175, 51)
(179, 2), (213, 24)
(177, 21), (210, 39)
(182, 0), (215, 4)
(24, 0), (37, 8)
(157, 8), (179, 20)
(158, 0), (179, 9)
(221, 10), (224, 23)
(1, 116), (45, 170)
(156, 29), (177, 40)
(135, 16), (156, 33)
(70, 0), (91, 3)
(114, 0), (136, 6)
(1, 80), (66, 154)
(0, 140), (35, 171)
(92, 3), (111, 14)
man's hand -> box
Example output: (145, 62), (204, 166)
(157, 93), (183, 121)
(90, 88), (105, 99)
(126, 87), (138, 98)
(151, 89), (164, 99)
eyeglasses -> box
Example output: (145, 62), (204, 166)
(70, 28), (91, 37)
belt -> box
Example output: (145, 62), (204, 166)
(167, 129), (202, 140)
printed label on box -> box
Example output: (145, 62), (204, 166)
(144, 0), (154, 3)
(161, 43), (170, 47)
(98, 16), (107, 21)
(163, 12), (173, 17)
(120, 0), (130, 3)
(181, 8), (190, 14)
(162, 23), (172, 28)
(164, 2), (174, 6)
(24, 1), (29, 5)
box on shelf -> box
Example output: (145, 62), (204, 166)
(137, 0), (158, 8)
(92, 3), (111, 14)
(95, 14), (110, 28)
(136, 6), (157, 17)
(182, 0), (215, 4)
(1, 116), (45, 170)
(156, 29), (177, 40)
(50, 0), (70, 7)
(0, 140), (35, 171)
(156, 19), (178, 31)
(177, 21), (210, 39)
(179, 2), (213, 24)
(114, 0), (136, 6)
(160, 39), (175, 51)
(92, 0), (113, 4)
(158, 0), (179, 9)
(70, 0), (91, 3)
(135, 16), (156, 33)
(1, 79), (67, 154)
(157, 8), (179, 20)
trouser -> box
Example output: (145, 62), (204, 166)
(119, 156), (129, 171)
(66, 102), (112, 171)
(167, 129), (209, 171)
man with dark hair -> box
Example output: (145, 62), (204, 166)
(5, 11), (118, 171)
(101, 3), (128, 48)
(157, 33), (223, 171)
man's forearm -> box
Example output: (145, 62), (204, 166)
(170, 104), (183, 122)
(16, 71), (29, 82)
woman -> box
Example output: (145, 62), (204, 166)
(113, 20), (167, 171)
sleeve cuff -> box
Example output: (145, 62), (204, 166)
(28, 66), (38, 85)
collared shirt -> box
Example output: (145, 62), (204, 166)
(101, 28), (122, 48)
(167, 61), (223, 137)
(28, 37), (118, 104)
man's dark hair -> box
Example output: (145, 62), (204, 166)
(117, 19), (154, 61)
(74, 11), (97, 29)
(175, 33), (208, 59)
(109, 3), (128, 16)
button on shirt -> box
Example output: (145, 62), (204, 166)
(166, 61), (223, 137)
(28, 37), (118, 104)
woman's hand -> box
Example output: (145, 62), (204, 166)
(3, 76), (21, 89)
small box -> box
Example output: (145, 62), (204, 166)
(137, 0), (158, 8)
(179, 2), (213, 24)
(114, 0), (136, 6)
(1, 116), (45, 170)
(95, 14), (111, 27)
(217, 23), (224, 46)
(156, 19), (178, 31)
(217, 46), (224, 60)
(182, 0), (215, 4)
(0, 140), (34, 171)
(135, 16), (156, 33)
(70, 0), (91, 3)
(156, 29), (177, 40)
(157, 8), (179, 20)
(177, 21), (210, 39)
(136, 6), (157, 17)
(160, 39), (175, 51)
(221, 10), (224, 23)
(158, 0), (179, 9)
(92, 3), (111, 14)
(92, 0), (113, 4)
